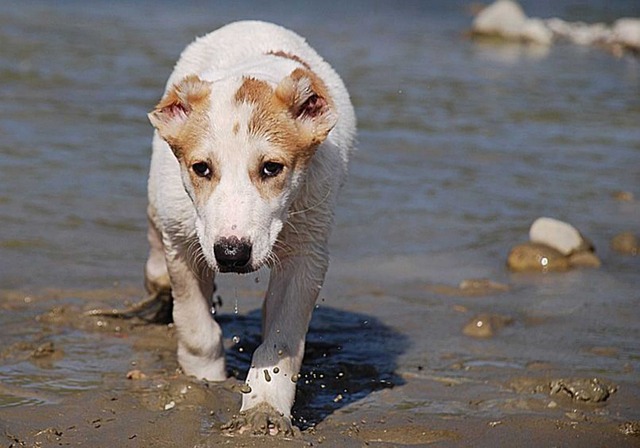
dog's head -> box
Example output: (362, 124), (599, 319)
(148, 69), (336, 273)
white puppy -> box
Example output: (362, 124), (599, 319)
(145, 21), (356, 435)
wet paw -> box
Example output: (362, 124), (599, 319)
(221, 403), (299, 438)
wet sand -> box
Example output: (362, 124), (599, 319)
(1, 285), (638, 447)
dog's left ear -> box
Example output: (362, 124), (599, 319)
(148, 75), (211, 144)
(275, 68), (337, 145)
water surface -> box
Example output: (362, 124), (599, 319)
(1, 0), (639, 424)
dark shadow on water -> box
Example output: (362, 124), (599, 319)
(218, 305), (408, 429)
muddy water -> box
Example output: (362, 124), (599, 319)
(1, 0), (640, 446)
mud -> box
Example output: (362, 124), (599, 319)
(1, 287), (639, 448)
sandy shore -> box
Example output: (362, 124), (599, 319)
(1, 285), (639, 447)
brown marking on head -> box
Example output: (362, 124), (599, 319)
(266, 50), (311, 70)
(148, 75), (212, 159)
(235, 69), (337, 200)
(148, 75), (220, 201)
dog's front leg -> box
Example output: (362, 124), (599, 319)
(229, 252), (326, 435)
(165, 247), (226, 381)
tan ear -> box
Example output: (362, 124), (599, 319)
(275, 68), (337, 145)
(148, 75), (211, 142)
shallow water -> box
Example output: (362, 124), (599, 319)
(1, 0), (639, 426)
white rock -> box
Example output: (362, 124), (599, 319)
(521, 18), (554, 46)
(529, 217), (585, 255)
(612, 18), (640, 50)
(473, 1), (553, 45)
(473, 0), (527, 38)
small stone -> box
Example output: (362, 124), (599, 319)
(612, 191), (634, 201)
(611, 232), (638, 255)
(463, 313), (513, 338)
(529, 217), (589, 255)
(507, 243), (570, 272)
(549, 378), (616, 403)
(126, 369), (147, 380)
(31, 341), (55, 358)
(619, 421), (640, 436)
(568, 251), (601, 268)
(164, 400), (176, 410)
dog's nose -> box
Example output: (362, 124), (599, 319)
(213, 236), (252, 271)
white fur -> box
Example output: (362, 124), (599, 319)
(146, 21), (356, 421)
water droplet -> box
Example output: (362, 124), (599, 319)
(239, 384), (252, 394)
(273, 367), (280, 374)
(210, 305), (216, 315)
(234, 299), (239, 315)
(291, 374), (299, 383)
(232, 335), (240, 344)
(263, 369), (272, 382)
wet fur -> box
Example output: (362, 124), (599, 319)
(145, 21), (356, 432)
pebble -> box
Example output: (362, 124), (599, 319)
(507, 243), (570, 272)
(618, 421), (640, 437)
(568, 251), (601, 268)
(612, 191), (634, 201)
(463, 313), (513, 339)
(126, 369), (147, 380)
(529, 217), (588, 255)
(164, 400), (176, 411)
(611, 232), (638, 255)
(549, 378), (616, 403)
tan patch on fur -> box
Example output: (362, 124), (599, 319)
(149, 75), (219, 200)
(232, 121), (240, 135)
(266, 50), (311, 69)
(149, 75), (212, 158)
(235, 71), (335, 200)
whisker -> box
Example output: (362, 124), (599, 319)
(288, 187), (333, 218)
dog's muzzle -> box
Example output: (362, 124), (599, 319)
(214, 236), (253, 273)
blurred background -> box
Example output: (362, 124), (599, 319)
(1, 0), (638, 291)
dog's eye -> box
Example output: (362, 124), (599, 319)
(261, 161), (284, 178)
(191, 162), (212, 179)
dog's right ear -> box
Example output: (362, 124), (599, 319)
(148, 75), (211, 143)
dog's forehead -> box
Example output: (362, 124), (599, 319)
(205, 77), (297, 154)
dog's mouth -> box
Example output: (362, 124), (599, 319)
(216, 264), (258, 274)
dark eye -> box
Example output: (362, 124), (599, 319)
(261, 161), (284, 178)
(192, 161), (212, 179)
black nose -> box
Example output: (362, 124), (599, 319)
(213, 236), (252, 271)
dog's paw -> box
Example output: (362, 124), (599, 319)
(221, 403), (300, 438)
